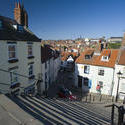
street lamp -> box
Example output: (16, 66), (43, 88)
(115, 71), (123, 102)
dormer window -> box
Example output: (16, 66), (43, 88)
(101, 56), (109, 62)
(18, 25), (24, 32)
(0, 20), (3, 29)
(85, 55), (91, 59)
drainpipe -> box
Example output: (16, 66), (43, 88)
(111, 67), (115, 96)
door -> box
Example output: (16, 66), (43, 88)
(78, 75), (82, 88)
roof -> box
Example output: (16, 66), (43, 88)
(0, 16), (41, 42)
(118, 49), (125, 65)
(76, 49), (119, 68)
(41, 45), (53, 63)
(41, 44), (60, 63)
(61, 52), (78, 61)
(85, 50), (94, 55)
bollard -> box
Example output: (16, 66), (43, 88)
(90, 94), (91, 102)
(86, 95), (87, 102)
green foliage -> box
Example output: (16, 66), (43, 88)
(107, 43), (121, 49)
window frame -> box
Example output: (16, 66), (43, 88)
(98, 69), (104, 76)
(45, 61), (47, 69)
(28, 64), (34, 77)
(18, 25), (24, 32)
(84, 78), (89, 86)
(8, 44), (17, 60)
(98, 81), (103, 87)
(84, 65), (90, 74)
(0, 20), (2, 29)
(10, 69), (18, 85)
(28, 44), (33, 57)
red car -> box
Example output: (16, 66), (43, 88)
(58, 87), (76, 100)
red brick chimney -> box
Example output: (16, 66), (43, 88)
(14, 1), (28, 28)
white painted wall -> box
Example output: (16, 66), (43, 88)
(75, 63), (115, 95)
(112, 64), (125, 100)
(41, 56), (61, 92)
(0, 40), (42, 94)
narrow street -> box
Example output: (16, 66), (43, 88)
(47, 68), (79, 99)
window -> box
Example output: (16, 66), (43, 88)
(103, 56), (108, 60)
(98, 81), (103, 87)
(8, 44), (17, 60)
(10, 69), (18, 85)
(85, 55), (91, 59)
(101, 56), (109, 61)
(0, 20), (2, 28)
(84, 78), (89, 86)
(98, 69), (104, 76)
(28, 64), (34, 77)
(18, 25), (24, 32)
(84, 66), (90, 74)
(28, 44), (33, 57)
(45, 62), (47, 69)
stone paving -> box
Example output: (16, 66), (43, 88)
(0, 94), (113, 125)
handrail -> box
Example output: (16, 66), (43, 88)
(105, 104), (119, 108)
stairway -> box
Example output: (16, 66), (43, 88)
(7, 95), (114, 125)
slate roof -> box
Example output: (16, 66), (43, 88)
(76, 49), (119, 68)
(41, 45), (53, 63)
(0, 16), (41, 42)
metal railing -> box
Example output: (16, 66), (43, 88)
(105, 104), (125, 125)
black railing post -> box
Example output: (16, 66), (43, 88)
(118, 106), (124, 125)
(111, 104), (114, 125)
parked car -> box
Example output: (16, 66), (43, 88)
(57, 87), (77, 100)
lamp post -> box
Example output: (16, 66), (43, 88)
(115, 71), (122, 102)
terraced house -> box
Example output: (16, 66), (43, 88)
(41, 44), (61, 93)
(112, 34), (125, 100)
(0, 2), (42, 95)
(75, 41), (119, 96)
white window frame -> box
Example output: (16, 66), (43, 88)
(8, 44), (17, 60)
(28, 64), (34, 77)
(84, 65), (90, 74)
(101, 56), (109, 62)
(28, 44), (33, 57)
(98, 81), (103, 87)
(98, 68), (104, 76)
(10, 69), (18, 85)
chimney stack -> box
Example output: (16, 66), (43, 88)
(14, 1), (28, 28)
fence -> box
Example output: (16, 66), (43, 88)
(82, 93), (124, 103)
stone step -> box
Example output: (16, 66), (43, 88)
(36, 97), (111, 124)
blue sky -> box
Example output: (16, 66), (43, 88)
(0, 0), (125, 40)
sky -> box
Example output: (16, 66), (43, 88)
(0, 0), (125, 40)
